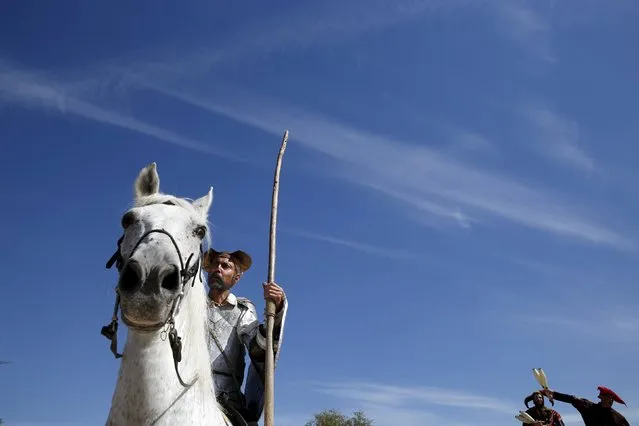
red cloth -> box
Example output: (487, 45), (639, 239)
(598, 386), (626, 405)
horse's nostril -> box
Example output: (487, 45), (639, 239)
(161, 268), (180, 292)
(119, 262), (142, 292)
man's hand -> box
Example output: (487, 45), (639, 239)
(539, 389), (554, 398)
(263, 282), (286, 311)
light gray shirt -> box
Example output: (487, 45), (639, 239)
(207, 292), (286, 397)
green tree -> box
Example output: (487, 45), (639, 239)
(305, 409), (373, 426)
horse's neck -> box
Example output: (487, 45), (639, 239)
(107, 288), (226, 426)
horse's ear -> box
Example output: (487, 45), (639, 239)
(134, 162), (160, 199)
(193, 186), (213, 216)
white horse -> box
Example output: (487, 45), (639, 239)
(101, 163), (230, 426)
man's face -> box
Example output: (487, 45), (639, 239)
(533, 393), (544, 407)
(599, 394), (614, 408)
(208, 255), (240, 291)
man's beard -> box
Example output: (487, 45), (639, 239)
(209, 274), (232, 291)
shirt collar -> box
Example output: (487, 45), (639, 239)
(210, 292), (237, 307)
(225, 292), (237, 306)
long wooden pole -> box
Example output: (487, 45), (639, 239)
(264, 129), (289, 426)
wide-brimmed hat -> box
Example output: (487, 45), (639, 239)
(203, 249), (252, 273)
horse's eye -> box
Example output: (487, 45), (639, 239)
(162, 200), (175, 206)
(121, 211), (137, 229)
(194, 226), (207, 239)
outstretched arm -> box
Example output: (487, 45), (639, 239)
(541, 389), (593, 413)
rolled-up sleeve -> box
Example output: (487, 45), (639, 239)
(233, 298), (287, 364)
(236, 301), (260, 349)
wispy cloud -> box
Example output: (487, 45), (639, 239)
(66, 0), (475, 91)
(305, 380), (513, 426)
(356, 181), (476, 230)
(401, 112), (498, 158)
(142, 84), (632, 250)
(305, 380), (639, 426)
(0, 62), (247, 163)
(446, 128), (495, 154)
(0, 2), (629, 250)
(60, 0), (557, 96)
(525, 309), (639, 344)
(522, 105), (595, 173)
(284, 229), (416, 259)
(358, 405), (476, 426)
(313, 381), (512, 412)
(490, 0), (555, 61)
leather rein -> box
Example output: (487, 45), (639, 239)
(101, 228), (203, 388)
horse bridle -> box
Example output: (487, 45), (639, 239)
(101, 228), (203, 388)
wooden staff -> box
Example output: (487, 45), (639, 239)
(264, 129), (289, 426)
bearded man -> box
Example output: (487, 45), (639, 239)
(540, 386), (630, 426)
(522, 391), (565, 426)
(203, 249), (288, 426)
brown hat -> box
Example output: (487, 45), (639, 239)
(203, 249), (252, 273)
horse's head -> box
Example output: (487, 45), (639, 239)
(116, 163), (213, 329)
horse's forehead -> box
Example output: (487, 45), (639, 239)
(145, 203), (194, 219)
(136, 194), (195, 212)
(133, 202), (199, 228)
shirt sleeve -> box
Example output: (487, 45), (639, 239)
(236, 300), (260, 349)
(617, 413), (630, 426)
(256, 297), (288, 347)
(552, 391), (593, 413)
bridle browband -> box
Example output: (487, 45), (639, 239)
(101, 228), (203, 388)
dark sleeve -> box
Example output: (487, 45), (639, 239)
(552, 391), (577, 403)
(552, 391), (593, 412)
(617, 413), (630, 426)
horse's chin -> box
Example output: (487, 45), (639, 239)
(122, 313), (167, 331)
(119, 295), (173, 331)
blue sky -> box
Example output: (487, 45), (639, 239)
(0, 0), (638, 425)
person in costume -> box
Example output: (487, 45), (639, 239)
(203, 249), (288, 426)
(522, 390), (565, 426)
(539, 386), (630, 426)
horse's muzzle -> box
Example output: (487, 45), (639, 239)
(118, 260), (181, 294)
